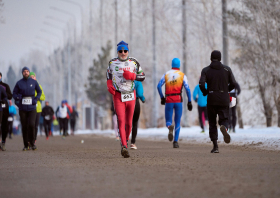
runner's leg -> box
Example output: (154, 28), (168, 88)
(125, 91), (136, 143)
(174, 103), (183, 142)
(165, 103), (174, 127)
(131, 99), (140, 144)
(113, 91), (127, 147)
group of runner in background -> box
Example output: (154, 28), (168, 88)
(0, 40), (240, 157)
(0, 69), (79, 151)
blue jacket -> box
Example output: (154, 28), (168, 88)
(13, 77), (42, 111)
(134, 81), (145, 102)
(193, 84), (207, 107)
(9, 105), (17, 117)
(0, 85), (7, 112)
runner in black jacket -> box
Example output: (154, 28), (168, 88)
(41, 101), (54, 139)
(199, 50), (236, 153)
(0, 72), (13, 151)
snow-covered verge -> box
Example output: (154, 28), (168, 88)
(59, 126), (280, 150)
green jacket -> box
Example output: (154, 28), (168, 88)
(35, 84), (45, 113)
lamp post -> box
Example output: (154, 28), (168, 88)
(50, 6), (78, 105)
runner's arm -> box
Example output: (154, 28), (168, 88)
(193, 86), (198, 101)
(199, 68), (208, 96)
(157, 74), (166, 99)
(35, 81), (42, 100)
(39, 85), (45, 101)
(5, 84), (12, 100)
(183, 75), (191, 102)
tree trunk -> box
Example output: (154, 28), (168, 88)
(236, 97), (243, 128)
(265, 108), (273, 127)
(276, 95), (280, 127)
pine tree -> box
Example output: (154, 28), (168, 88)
(86, 41), (112, 109)
(6, 65), (17, 90)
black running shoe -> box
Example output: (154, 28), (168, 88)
(220, 125), (231, 144)
(22, 147), (28, 151)
(31, 145), (37, 150)
(168, 125), (174, 142)
(211, 146), (219, 153)
(173, 141), (179, 148)
(121, 146), (130, 158)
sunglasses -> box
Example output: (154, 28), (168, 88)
(118, 50), (128, 53)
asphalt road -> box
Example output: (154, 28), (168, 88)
(0, 134), (280, 198)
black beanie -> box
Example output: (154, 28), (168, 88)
(211, 50), (221, 61)
(0, 72), (2, 77)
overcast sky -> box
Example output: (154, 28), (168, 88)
(0, 0), (90, 66)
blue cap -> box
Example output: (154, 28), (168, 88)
(22, 66), (30, 73)
(172, 58), (180, 69)
(117, 40), (129, 52)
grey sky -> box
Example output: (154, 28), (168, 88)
(0, 0), (89, 66)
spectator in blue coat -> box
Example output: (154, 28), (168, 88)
(193, 82), (208, 132)
(13, 66), (42, 151)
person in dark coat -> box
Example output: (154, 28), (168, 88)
(41, 101), (54, 139)
(199, 50), (237, 153)
(13, 67), (42, 151)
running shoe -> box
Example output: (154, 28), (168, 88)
(173, 141), (179, 148)
(46, 137), (49, 140)
(168, 125), (174, 142)
(201, 130), (205, 133)
(211, 146), (219, 153)
(220, 125), (231, 144)
(115, 137), (119, 141)
(31, 145), (37, 150)
(130, 144), (137, 150)
(62, 135), (66, 139)
(22, 147), (28, 151)
(1, 143), (6, 151)
(121, 146), (130, 158)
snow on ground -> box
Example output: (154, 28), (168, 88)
(58, 126), (280, 150)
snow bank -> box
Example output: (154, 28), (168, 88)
(64, 126), (280, 150)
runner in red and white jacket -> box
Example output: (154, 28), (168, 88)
(106, 40), (145, 158)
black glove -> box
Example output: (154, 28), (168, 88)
(32, 97), (38, 105)
(161, 97), (166, 105)
(195, 98), (198, 103)
(141, 99), (145, 103)
(187, 102), (192, 111)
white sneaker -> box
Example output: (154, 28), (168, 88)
(130, 144), (137, 150)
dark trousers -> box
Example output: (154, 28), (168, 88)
(229, 106), (237, 130)
(131, 99), (140, 144)
(207, 105), (229, 141)
(70, 119), (76, 132)
(0, 111), (2, 136)
(1, 107), (9, 143)
(59, 118), (68, 136)
(44, 120), (52, 137)
(198, 106), (208, 130)
(19, 110), (37, 147)
(8, 121), (13, 137)
(34, 113), (41, 140)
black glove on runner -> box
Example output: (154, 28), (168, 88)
(161, 98), (166, 105)
(187, 102), (192, 111)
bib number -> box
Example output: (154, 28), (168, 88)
(8, 117), (13, 122)
(1, 103), (5, 108)
(22, 97), (32, 105)
(45, 115), (50, 120)
(121, 92), (135, 102)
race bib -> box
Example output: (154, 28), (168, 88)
(121, 92), (135, 102)
(45, 115), (50, 120)
(8, 117), (13, 122)
(1, 103), (5, 108)
(22, 97), (32, 105)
